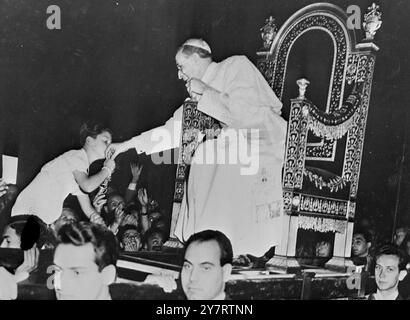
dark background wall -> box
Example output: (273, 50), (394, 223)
(0, 0), (409, 240)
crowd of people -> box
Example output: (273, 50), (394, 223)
(0, 165), (168, 255)
(2, 134), (410, 301)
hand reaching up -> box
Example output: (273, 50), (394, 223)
(137, 188), (149, 208)
(92, 192), (107, 213)
(130, 163), (143, 183)
(15, 245), (39, 275)
(114, 204), (125, 224)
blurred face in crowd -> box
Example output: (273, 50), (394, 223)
(53, 243), (115, 300)
(153, 220), (166, 231)
(181, 240), (231, 300)
(127, 206), (139, 217)
(393, 228), (407, 247)
(405, 241), (410, 257)
(1, 226), (21, 249)
(316, 241), (331, 257)
(87, 131), (112, 159)
(374, 254), (406, 293)
(4, 185), (18, 204)
(146, 232), (164, 251)
(53, 208), (78, 233)
(122, 229), (141, 252)
(107, 195), (125, 213)
(148, 211), (162, 228)
(352, 234), (370, 257)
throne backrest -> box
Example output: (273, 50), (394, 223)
(257, 3), (379, 224)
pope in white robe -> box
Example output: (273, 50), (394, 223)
(109, 39), (287, 257)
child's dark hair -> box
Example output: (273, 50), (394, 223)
(79, 121), (112, 146)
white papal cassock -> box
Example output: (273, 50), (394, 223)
(128, 55), (287, 256)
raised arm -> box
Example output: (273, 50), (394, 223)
(106, 106), (183, 159)
(137, 188), (150, 233)
(77, 193), (105, 225)
(125, 163), (143, 203)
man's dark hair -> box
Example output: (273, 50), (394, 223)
(79, 121), (112, 146)
(353, 227), (373, 243)
(7, 215), (33, 237)
(143, 227), (166, 245)
(57, 221), (119, 271)
(179, 45), (212, 59)
(7, 214), (48, 249)
(185, 230), (233, 266)
(374, 244), (408, 271)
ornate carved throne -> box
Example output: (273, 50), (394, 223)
(168, 3), (381, 272)
(257, 3), (382, 271)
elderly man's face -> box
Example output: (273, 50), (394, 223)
(175, 51), (200, 82)
(181, 240), (231, 300)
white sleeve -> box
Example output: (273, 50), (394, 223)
(127, 106), (183, 155)
(197, 56), (282, 129)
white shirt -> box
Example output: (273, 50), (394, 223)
(11, 149), (89, 224)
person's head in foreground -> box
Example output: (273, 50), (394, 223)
(371, 244), (408, 300)
(181, 229), (233, 300)
(175, 38), (212, 83)
(1, 215), (28, 249)
(1, 215), (46, 249)
(352, 228), (372, 258)
(53, 221), (119, 300)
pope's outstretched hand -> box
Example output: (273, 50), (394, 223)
(105, 142), (127, 160)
